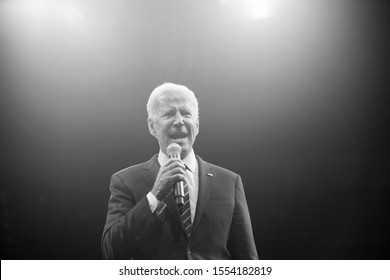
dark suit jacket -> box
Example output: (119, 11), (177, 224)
(101, 154), (258, 259)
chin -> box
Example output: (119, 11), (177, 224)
(171, 138), (187, 145)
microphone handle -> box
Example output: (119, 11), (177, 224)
(174, 180), (185, 207)
(169, 150), (185, 206)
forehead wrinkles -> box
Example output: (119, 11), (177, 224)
(156, 94), (194, 112)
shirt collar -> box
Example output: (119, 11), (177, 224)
(158, 148), (197, 174)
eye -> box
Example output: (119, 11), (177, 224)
(163, 109), (175, 117)
(181, 110), (192, 117)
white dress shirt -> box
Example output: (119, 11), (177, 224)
(147, 149), (199, 222)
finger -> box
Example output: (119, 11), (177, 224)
(170, 173), (186, 184)
(164, 160), (186, 171)
(169, 166), (186, 176)
(165, 158), (184, 166)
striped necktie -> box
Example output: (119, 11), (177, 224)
(178, 176), (192, 238)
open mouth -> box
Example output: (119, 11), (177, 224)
(171, 133), (188, 139)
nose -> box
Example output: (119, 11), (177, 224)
(173, 112), (184, 126)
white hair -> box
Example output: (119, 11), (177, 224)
(146, 82), (199, 121)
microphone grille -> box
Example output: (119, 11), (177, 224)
(167, 143), (181, 157)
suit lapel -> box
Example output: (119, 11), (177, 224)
(143, 154), (159, 189)
(192, 155), (213, 233)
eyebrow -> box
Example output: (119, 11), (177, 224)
(160, 104), (193, 111)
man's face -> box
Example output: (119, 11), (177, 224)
(148, 90), (199, 159)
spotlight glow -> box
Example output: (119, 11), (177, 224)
(62, 3), (86, 26)
(249, 1), (276, 19)
(220, 0), (277, 20)
(3, 0), (87, 27)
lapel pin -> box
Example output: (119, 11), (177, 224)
(207, 173), (213, 177)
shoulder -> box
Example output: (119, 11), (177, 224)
(112, 154), (158, 181)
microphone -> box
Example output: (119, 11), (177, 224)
(167, 143), (185, 207)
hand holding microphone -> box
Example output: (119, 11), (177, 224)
(166, 143), (185, 206)
(150, 143), (186, 202)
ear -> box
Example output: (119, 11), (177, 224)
(147, 117), (157, 137)
(195, 116), (200, 136)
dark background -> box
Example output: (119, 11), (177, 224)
(1, 0), (389, 259)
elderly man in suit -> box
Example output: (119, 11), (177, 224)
(101, 83), (258, 259)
